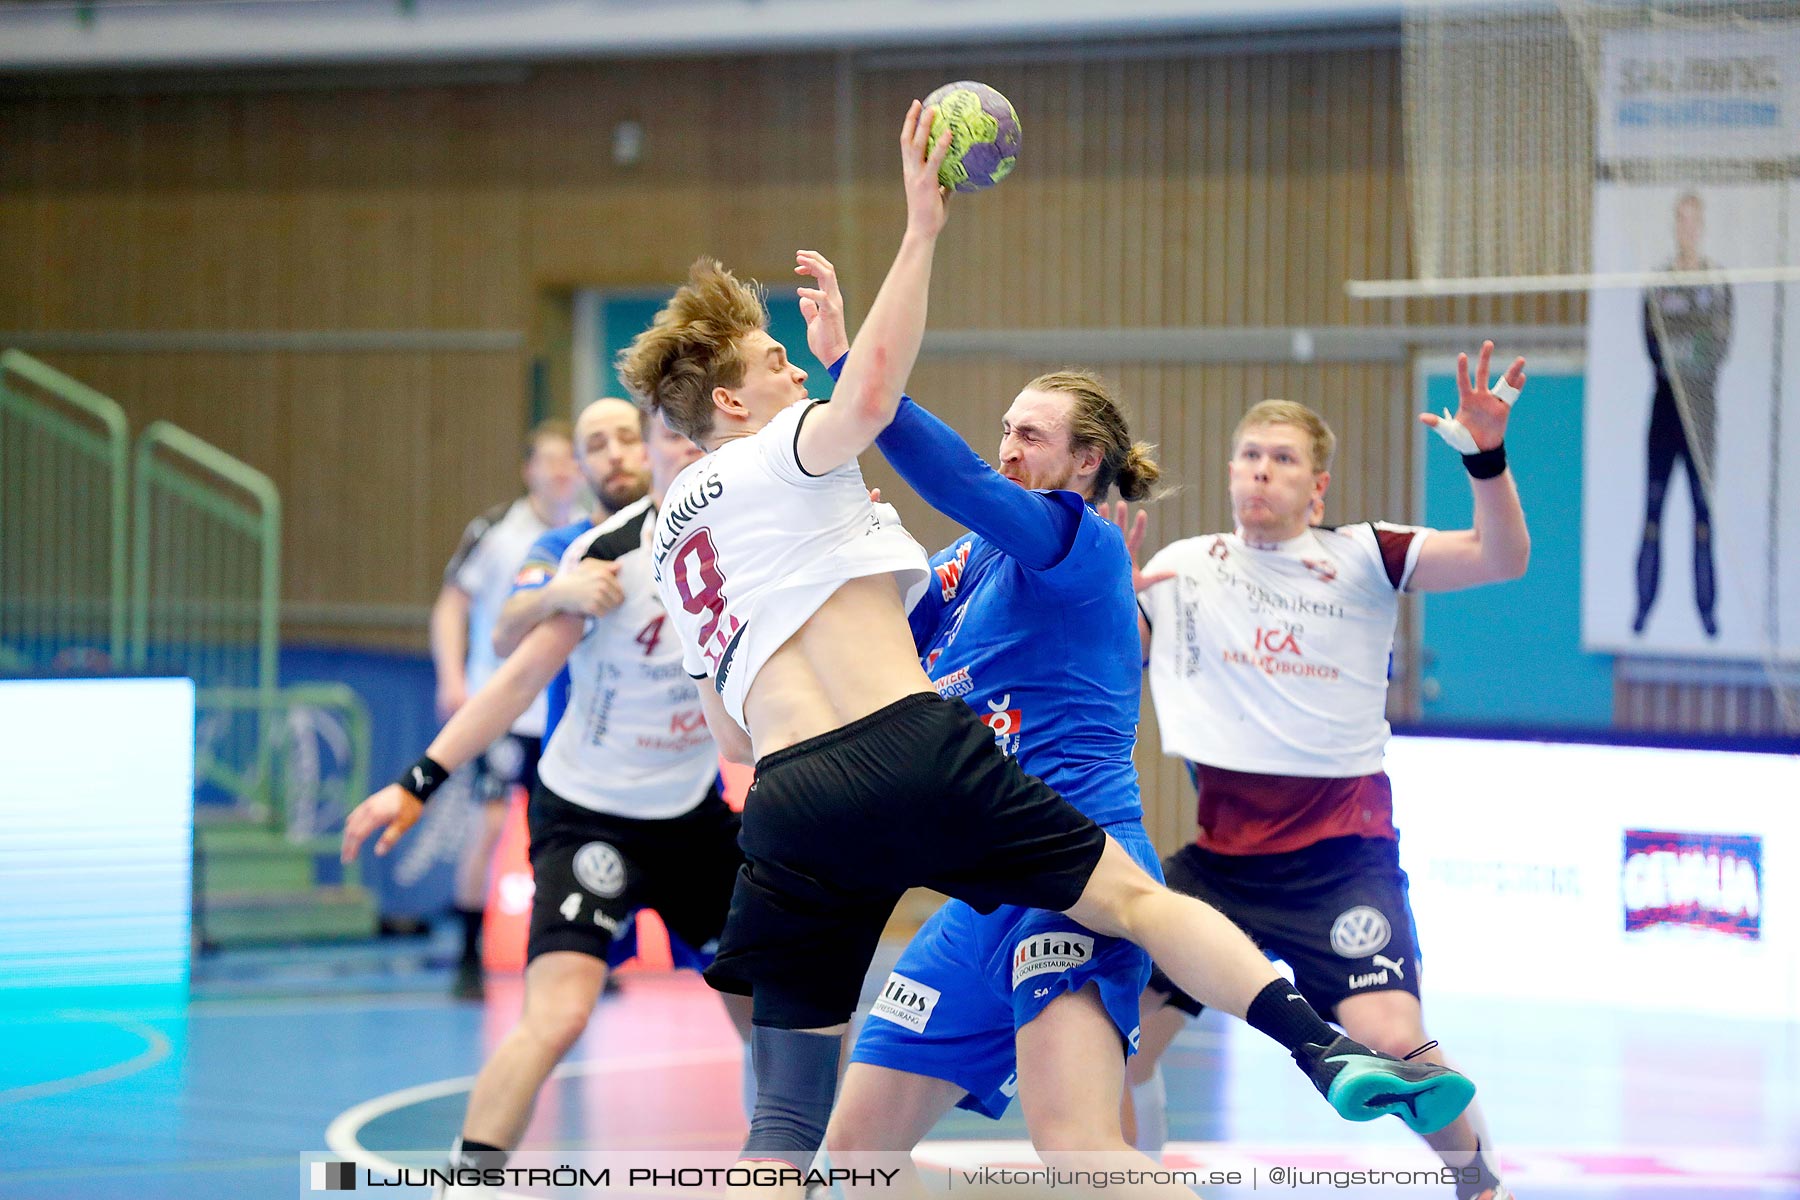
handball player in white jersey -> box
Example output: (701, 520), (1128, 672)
(615, 101), (1478, 1199)
(340, 412), (754, 1185)
(1126, 347), (1529, 1200)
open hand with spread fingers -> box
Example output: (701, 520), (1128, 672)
(1109, 500), (1177, 593)
(1420, 340), (1526, 455)
(796, 249), (851, 367)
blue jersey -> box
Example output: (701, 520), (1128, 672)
(853, 383), (1156, 1114)
(907, 498), (1145, 827)
(826, 354), (1150, 823)
(510, 516), (597, 739)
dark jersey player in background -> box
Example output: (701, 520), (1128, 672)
(1634, 190), (1732, 639)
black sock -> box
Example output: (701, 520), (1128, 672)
(451, 1136), (508, 1170)
(456, 906), (484, 965)
(1244, 979), (1338, 1054)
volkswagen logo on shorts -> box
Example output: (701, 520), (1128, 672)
(573, 842), (627, 899)
(1329, 905), (1392, 958)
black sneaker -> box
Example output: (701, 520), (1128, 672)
(1296, 1035), (1475, 1134)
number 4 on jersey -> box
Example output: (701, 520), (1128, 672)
(634, 614), (666, 656)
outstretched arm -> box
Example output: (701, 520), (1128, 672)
(340, 615), (583, 861)
(799, 250), (1081, 570)
(1409, 340), (1532, 592)
(794, 101), (952, 476)
(878, 394), (1083, 569)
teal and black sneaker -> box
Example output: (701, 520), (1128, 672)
(1296, 1035), (1475, 1135)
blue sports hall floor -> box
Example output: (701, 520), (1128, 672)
(4, 935), (1797, 1200)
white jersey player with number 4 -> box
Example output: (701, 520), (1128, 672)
(338, 413), (755, 1200)
(541, 496), (720, 819)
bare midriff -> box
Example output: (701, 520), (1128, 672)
(741, 571), (936, 760)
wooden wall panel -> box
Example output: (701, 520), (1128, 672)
(1615, 678), (1794, 737)
(2, 40), (1769, 739)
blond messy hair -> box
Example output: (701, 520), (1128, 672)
(1025, 369), (1161, 502)
(616, 258), (769, 444)
(1232, 399), (1336, 473)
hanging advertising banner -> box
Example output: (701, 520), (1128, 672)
(1581, 26), (1800, 661)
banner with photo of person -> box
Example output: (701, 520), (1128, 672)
(1581, 25), (1800, 662)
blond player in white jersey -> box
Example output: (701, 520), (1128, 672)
(616, 101), (1477, 1200)
(341, 413), (755, 1191)
(1124, 345), (1529, 1200)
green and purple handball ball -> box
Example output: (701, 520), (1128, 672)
(924, 80), (1021, 193)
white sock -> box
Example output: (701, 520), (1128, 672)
(1129, 1064), (1168, 1158)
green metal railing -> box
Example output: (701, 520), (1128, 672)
(195, 684), (372, 837)
(0, 350), (130, 672)
(131, 420), (283, 816)
(6, 355), (369, 845)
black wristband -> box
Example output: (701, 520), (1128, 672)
(1463, 443), (1507, 480)
(397, 755), (450, 803)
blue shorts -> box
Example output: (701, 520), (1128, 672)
(604, 917), (715, 973)
(850, 819), (1161, 1119)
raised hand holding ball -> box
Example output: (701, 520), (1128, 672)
(923, 80), (1022, 193)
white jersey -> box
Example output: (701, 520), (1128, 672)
(536, 498), (720, 819)
(651, 400), (931, 727)
(1139, 522), (1430, 778)
(447, 496), (553, 737)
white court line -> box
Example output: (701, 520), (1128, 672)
(0, 1015), (172, 1104)
(325, 1047), (741, 1199)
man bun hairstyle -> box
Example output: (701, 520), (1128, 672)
(616, 257), (769, 444)
(1025, 368), (1162, 502)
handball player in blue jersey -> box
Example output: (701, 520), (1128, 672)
(789, 253), (1465, 1193)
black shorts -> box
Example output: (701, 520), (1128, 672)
(703, 692), (1109, 1030)
(475, 733), (541, 805)
(526, 779), (741, 965)
(1149, 835), (1422, 1020)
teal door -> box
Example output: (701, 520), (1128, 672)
(1416, 362), (1613, 728)
(598, 288), (832, 405)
